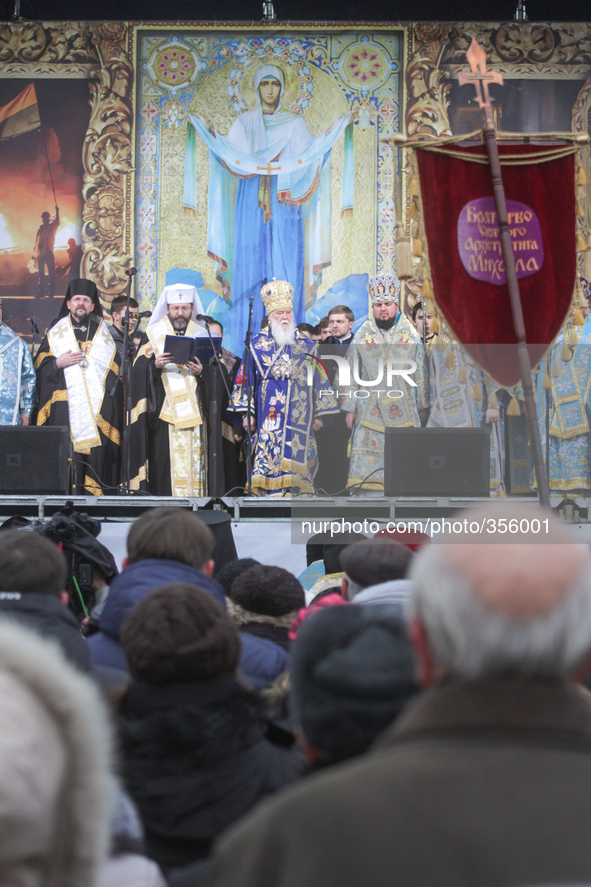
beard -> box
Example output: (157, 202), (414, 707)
(269, 317), (296, 347)
(375, 314), (397, 331)
(170, 315), (189, 334)
(71, 307), (91, 325)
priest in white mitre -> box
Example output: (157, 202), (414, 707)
(130, 284), (208, 495)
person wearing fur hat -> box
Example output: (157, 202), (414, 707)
(0, 619), (113, 887)
(227, 565), (305, 651)
(35, 278), (122, 495)
(118, 583), (305, 873)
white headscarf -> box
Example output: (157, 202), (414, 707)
(254, 65), (285, 112)
(148, 284), (206, 329)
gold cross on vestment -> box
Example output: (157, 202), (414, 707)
(52, 326), (67, 339)
(257, 162), (281, 174)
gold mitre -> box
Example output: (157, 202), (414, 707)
(367, 273), (401, 305)
(260, 278), (294, 314)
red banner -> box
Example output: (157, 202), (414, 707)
(415, 143), (577, 386)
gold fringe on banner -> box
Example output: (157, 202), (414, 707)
(562, 340), (573, 362)
(412, 237), (423, 258)
(488, 390), (499, 409)
(457, 365), (468, 384)
(473, 382), (483, 400)
(584, 232), (591, 282)
(542, 371), (552, 390)
(395, 222), (414, 280)
(390, 136), (413, 281)
(445, 349), (456, 370)
(506, 394), (521, 416)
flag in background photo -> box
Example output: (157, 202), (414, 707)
(0, 84), (40, 141)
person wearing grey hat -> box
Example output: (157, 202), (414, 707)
(339, 538), (414, 602)
(290, 604), (418, 765)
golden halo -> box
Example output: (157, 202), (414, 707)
(240, 60), (300, 113)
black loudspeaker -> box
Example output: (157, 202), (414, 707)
(384, 427), (491, 497)
(0, 427), (70, 494)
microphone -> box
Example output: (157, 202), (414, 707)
(125, 267), (138, 277)
(195, 314), (216, 324)
(28, 318), (39, 333)
(136, 310), (152, 318)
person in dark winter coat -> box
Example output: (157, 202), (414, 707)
(119, 584), (305, 874)
(227, 565), (305, 651)
(87, 508), (287, 689)
(290, 604), (418, 764)
(0, 530), (91, 672)
(205, 505), (591, 887)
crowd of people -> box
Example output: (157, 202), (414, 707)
(1, 500), (591, 887)
(1, 270), (590, 499)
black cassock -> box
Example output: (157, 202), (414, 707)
(35, 316), (123, 495)
(129, 336), (240, 496)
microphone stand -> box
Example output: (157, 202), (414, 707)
(29, 317), (38, 355)
(201, 319), (231, 496)
(244, 291), (255, 496)
(111, 267), (137, 495)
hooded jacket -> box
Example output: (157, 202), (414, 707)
(87, 560), (288, 689)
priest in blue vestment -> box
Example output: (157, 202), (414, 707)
(0, 302), (36, 426)
(228, 278), (339, 496)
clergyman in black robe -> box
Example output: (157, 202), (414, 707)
(35, 278), (122, 495)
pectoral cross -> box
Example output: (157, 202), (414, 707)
(257, 162), (281, 174)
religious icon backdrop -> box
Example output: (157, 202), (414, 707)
(134, 29), (404, 356)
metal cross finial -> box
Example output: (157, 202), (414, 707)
(458, 38), (503, 129)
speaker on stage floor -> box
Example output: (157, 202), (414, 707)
(384, 427), (490, 497)
(0, 426), (70, 494)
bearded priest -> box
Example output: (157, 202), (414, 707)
(129, 284), (209, 496)
(341, 273), (429, 495)
(35, 278), (122, 495)
(229, 278), (338, 496)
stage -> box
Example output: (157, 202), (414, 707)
(1, 494), (590, 579)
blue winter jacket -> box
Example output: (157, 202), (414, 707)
(86, 559), (288, 689)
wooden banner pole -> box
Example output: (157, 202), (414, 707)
(459, 39), (550, 508)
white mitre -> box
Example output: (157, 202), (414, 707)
(148, 283), (206, 328)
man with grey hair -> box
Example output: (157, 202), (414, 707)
(205, 502), (591, 887)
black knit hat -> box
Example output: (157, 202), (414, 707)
(216, 558), (260, 596)
(340, 539), (414, 588)
(229, 565), (305, 617)
(120, 583), (240, 686)
(290, 604), (419, 763)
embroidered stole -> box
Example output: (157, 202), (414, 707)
(47, 316), (115, 453)
(147, 318), (205, 496)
